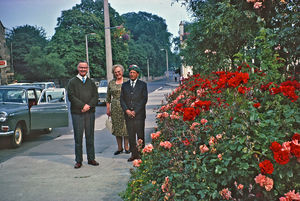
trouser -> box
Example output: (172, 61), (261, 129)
(125, 118), (145, 158)
(71, 112), (95, 163)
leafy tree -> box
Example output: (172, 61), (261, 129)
(24, 46), (66, 80)
(122, 12), (173, 77)
(6, 25), (48, 80)
(48, 0), (129, 78)
(174, 0), (299, 79)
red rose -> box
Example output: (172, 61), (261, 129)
(292, 133), (300, 141)
(270, 141), (282, 153)
(183, 107), (198, 121)
(273, 150), (290, 165)
(291, 141), (300, 158)
(259, 160), (274, 174)
(253, 103), (261, 108)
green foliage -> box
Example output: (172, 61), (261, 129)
(175, 0), (299, 81)
(122, 12), (178, 77)
(121, 64), (300, 200)
(6, 25), (48, 80)
(47, 0), (128, 78)
(24, 46), (66, 80)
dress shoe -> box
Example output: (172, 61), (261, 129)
(114, 148), (123, 155)
(88, 160), (99, 166)
(74, 162), (82, 169)
(127, 157), (137, 162)
(125, 149), (130, 154)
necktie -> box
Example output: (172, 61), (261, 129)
(131, 81), (135, 88)
(82, 77), (85, 84)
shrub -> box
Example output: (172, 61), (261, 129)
(121, 63), (299, 201)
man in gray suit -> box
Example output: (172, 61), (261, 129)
(120, 65), (148, 162)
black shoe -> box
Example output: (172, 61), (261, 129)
(125, 149), (130, 154)
(88, 160), (99, 166)
(114, 149), (123, 155)
(74, 162), (82, 169)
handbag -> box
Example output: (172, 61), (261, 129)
(105, 116), (113, 133)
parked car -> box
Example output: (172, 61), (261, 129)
(32, 82), (58, 101)
(0, 85), (68, 148)
(32, 82), (56, 89)
(98, 80), (108, 105)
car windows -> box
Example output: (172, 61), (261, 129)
(39, 88), (66, 104)
(0, 89), (26, 103)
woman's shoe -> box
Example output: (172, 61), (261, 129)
(114, 149), (123, 155)
(125, 149), (130, 154)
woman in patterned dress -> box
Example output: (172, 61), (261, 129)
(106, 64), (130, 155)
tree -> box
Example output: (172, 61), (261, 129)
(6, 25), (48, 80)
(48, 0), (129, 78)
(24, 46), (66, 80)
(122, 12), (173, 77)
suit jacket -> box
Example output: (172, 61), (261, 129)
(120, 79), (148, 120)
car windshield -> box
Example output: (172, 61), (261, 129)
(99, 80), (108, 87)
(0, 88), (26, 103)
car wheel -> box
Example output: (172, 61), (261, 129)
(43, 128), (53, 134)
(11, 124), (23, 148)
(47, 95), (52, 102)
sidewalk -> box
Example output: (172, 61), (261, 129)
(0, 83), (178, 201)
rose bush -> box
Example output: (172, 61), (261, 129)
(121, 63), (299, 200)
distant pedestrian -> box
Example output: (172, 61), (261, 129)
(180, 75), (184, 85)
(106, 64), (130, 155)
(120, 64), (148, 162)
(67, 61), (99, 169)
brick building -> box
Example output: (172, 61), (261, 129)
(0, 21), (13, 85)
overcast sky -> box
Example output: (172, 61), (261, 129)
(0, 0), (191, 39)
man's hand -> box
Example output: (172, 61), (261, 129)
(126, 109), (135, 118)
(81, 104), (91, 113)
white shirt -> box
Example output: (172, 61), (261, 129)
(130, 79), (137, 88)
(77, 74), (87, 83)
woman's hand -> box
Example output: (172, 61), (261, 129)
(106, 103), (111, 116)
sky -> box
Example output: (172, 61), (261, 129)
(0, 0), (191, 39)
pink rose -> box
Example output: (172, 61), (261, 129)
(254, 174), (266, 187)
(133, 159), (142, 167)
(151, 132), (160, 140)
(285, 190), (300, 200)
(254, 2), (262, 9)
(160, 141), (172, 149)
(209, 136), (216, 146)
(201, 118), (208, 124)
(142, 144), (154, 153)
(264, 177), (273, 191)
(237, 184), (244, 190)
(218, 154), (223, 160)
(200, 144), (209, 153)
(219, 188), (232, 200)
(216, 134), (223, 140)
(190, 122), (200, 130)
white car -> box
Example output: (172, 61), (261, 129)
(98, 80), (107, 105)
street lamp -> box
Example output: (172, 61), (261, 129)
(85, 33), (96, 77)
(160, 48), (169, 80)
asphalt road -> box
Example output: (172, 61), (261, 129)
(0, 79), (171, 163)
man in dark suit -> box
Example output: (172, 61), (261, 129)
(120, 65), (148, 162)
(67, 61), (99, 168)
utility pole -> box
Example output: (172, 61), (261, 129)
(147, 58), (150, 81)
(160, 49), (169, 81)
(85, 33), (95, 78)
(104, 0), (113, 81)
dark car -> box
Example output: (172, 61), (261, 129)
(0, 85), (68, 148)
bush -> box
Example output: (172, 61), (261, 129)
(121, 63), (300, 201)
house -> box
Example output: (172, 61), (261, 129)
(0, 20), (13, 85)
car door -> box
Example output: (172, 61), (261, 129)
(30, 88), (68, 129)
